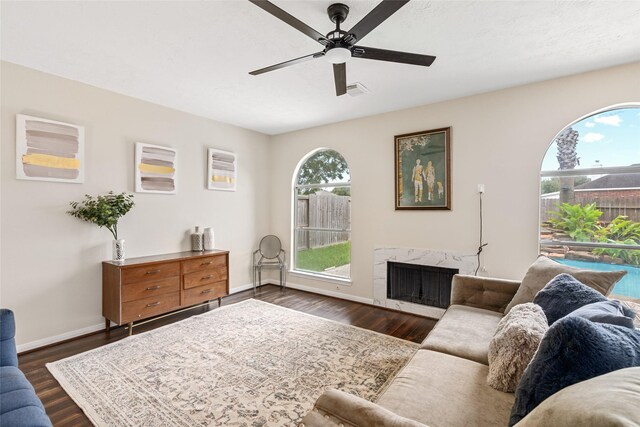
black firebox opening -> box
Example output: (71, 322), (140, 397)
(387, 262), (458, 309)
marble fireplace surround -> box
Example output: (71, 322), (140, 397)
(373, 247), (477, 319)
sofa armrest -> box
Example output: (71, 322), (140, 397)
(1, 309), (19, 367)
(450, 275), (521, 314)
(300, 389), (428, 427)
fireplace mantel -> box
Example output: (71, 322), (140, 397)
(373, 247), (477, 319)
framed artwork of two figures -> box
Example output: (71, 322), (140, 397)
(395, 127), (451, 210)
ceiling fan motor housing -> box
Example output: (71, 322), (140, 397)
(327, 3), (350, 25)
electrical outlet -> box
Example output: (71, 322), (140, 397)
(477, 184), (485, 194)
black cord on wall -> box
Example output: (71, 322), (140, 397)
(475, 192), (488, 276)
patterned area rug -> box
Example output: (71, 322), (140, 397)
(47, 299), (418, 426)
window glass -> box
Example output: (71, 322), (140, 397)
(540, 106), (640, 303)
(294, 150), (351, 279)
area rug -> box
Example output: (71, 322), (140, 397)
(47, 299), (418, 426)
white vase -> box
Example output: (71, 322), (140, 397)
(191, 226), (204, 251)
(203, 227), (215, 250)
(113, 239), (125, 261)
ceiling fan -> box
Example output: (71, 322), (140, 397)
(248, 0), (436, 96)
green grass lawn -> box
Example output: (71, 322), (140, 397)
(297, 241), (351, 272)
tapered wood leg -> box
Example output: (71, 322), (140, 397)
(218, 297), (222, 307)
(105, 319), (111, 332)
(128, 322), (133, 336)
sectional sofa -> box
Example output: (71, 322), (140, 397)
(301, 273), (640, 427)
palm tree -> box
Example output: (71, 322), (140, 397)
(555, 127), (579, 204)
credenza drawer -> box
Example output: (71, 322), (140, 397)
(183, 255), (226, 274)
(122, 292), (180, 323)
(122, 277), (180, 303)
(183, 267), (228, 289)
(183, 281), (227, 306)
(122, 262), (180, 285)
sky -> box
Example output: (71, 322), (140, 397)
(541, 107), (640, 172)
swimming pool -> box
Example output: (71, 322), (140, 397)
(555, 259), (640, 300)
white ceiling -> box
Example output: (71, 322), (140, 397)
(2, 1), (640, 135)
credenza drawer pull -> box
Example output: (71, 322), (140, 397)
(146, 302), (161, 307)
(145, 285), (161, 291)
(146, 269), (161, 275)
(201, 261), (212, 266)
(201, 275), (213, 280)
(201, 289), (212, 294)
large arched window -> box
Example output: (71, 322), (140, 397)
(539, 105), (640, 302)
(293, 149), (351, 279)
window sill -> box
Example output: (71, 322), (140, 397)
(288, 270), (352, 286)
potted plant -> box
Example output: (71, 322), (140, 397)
(68, 191), (135, 261)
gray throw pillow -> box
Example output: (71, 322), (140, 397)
(533, 274), (636, 325)
(504, 256), (626, 313)
(567, 300), (636, 329)
(509, 316), (640, 426)
(487, 303), (548, 393)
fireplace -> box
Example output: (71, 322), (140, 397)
(373, 247), (476, 319)
(387, 262), (458, 309)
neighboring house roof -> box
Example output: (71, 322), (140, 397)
(575, 173), (640, 190)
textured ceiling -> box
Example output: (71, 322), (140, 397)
(2, 1), (640, 135)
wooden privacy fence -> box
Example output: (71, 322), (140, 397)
(297, 191), (351, 249)
(540, 195), (640, 223)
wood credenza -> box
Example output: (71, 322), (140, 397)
(102, 250), (229, 332)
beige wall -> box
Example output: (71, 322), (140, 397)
(269, 62), (640, 300)
(2, 60), (639, 349)
(1, 62), (271, 348)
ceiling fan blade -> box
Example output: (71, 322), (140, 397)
(333, 63), (347, 96)
(348, 0), (410, 43)
(249, 0), (330, 46)
(249, 52), (325, 75)
(352, 46), (436, 67)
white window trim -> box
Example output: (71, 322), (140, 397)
(291, 148), (352, 281)
(288, 269), (353, 285)
(538, 103), (640, 254)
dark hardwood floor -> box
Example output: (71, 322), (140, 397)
(18, 285), (437, 426)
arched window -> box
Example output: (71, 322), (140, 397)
(293, 149), (351, 279)
(539, 105), (640, 302)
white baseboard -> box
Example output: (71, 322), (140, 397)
(17, 322), (105, 354)
(229, 279), (269, 294)
(17, 280), (267, 354)
(17, 280), (367, 353)
(280, 281), (374, 305)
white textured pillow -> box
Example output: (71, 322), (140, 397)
(487, 303), (548, 393)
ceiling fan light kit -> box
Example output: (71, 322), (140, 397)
(248, 0), (436, 96)
(325, 47), (351, 64)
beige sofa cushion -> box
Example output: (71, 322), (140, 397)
(377, 350), (514, 427)
(421, 305), (503, 365)
(515, 367), (640, 427)
(505, 256), (626, 313)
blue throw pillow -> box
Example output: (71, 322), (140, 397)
(509, 316), (640, 426)
(533, 273), (634, 325)
(567, 300), (636, 329)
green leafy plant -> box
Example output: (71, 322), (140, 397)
(593, 239), (640, 266)
(599, 216), (640, 242)
(593, 216), (640, 266)
(549, 202), (603, 242)
(67, 192), (134, 240)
